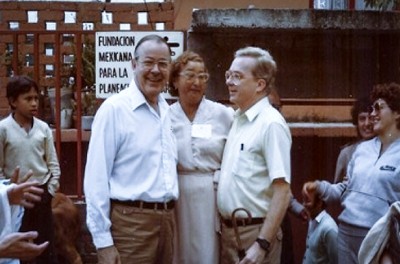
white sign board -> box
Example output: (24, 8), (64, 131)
(95, 31), (184, 99)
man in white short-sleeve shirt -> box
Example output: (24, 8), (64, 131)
(218, 46), (292, 264)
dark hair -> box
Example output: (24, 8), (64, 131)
(6, 76), (39, 109)
(370, 82), (400, 129)
(351, 96), (372, 126)
(168, 51), (207, 97)
(134, 34), (171, 60)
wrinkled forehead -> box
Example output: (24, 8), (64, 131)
(229, 56), (257, 75)
(135, 40), (171, 60)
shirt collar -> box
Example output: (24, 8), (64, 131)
(235, 97), (270, 122)
(314, 210), (327, 224)
(126, 79), (168, 113)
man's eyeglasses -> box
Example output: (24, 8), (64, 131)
(179, 71), (209, 83)
(225, 71), (242, 86)
(138, 59), (170, 70)
(370, 101), (386, 113)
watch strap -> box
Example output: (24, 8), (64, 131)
(256, 237), (270, 252)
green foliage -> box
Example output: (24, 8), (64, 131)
(70, 37), (98, 116)
(81, 38), (95, 88)
(71, 85), (100, 116)
(364, 0), (397, 10)
(81, 85), (98, 116)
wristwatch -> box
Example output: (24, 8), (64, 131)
(256, 237), (271, 253)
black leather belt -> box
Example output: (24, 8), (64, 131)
(111, 199), (175, 210)
(223, 217), (265, 228)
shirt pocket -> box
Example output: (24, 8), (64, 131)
(232, 151), (257, 178)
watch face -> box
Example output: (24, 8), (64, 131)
(256, 238), (270, 251)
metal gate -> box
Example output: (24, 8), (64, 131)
(0, 30), (97, 199)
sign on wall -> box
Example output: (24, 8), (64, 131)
(95, 31), (184, 98)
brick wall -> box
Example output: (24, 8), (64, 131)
(0, 1), (174, 31)
(0, 1), (174, 117)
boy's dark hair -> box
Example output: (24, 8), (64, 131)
(350, 96), (371, 126)
(6, 76), (39, 109)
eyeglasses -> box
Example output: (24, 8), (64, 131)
(137, 59), (170, 71)
(179, 71), (210, 83)
(225, 71), (242, 86)
(370, 101), (386, 113)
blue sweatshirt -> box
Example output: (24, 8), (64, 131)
(318, 137), (400, 229)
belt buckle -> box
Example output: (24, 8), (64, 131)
(163, 201), (169, 210)
(139, 201), (144, 210)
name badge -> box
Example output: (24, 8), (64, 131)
(191, 124), (212, 139)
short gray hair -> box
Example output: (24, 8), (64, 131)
(235, 46), (277, 94)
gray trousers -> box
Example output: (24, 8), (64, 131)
(338, 222), (369, 264)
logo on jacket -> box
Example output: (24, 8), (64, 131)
(380, 165), (396, 171)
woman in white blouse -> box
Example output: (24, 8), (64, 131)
(169, 51), (234, 264)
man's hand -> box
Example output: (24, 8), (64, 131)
(238, 242), (266, 264)
(0, 231), (48, 260)
(7, 167), (43, 208)
(97, 245), (121, 264)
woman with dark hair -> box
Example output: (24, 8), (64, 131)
(333, 96), (375, 183)
(303, 82), (400, 264)
(169, 51), (234, 264)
